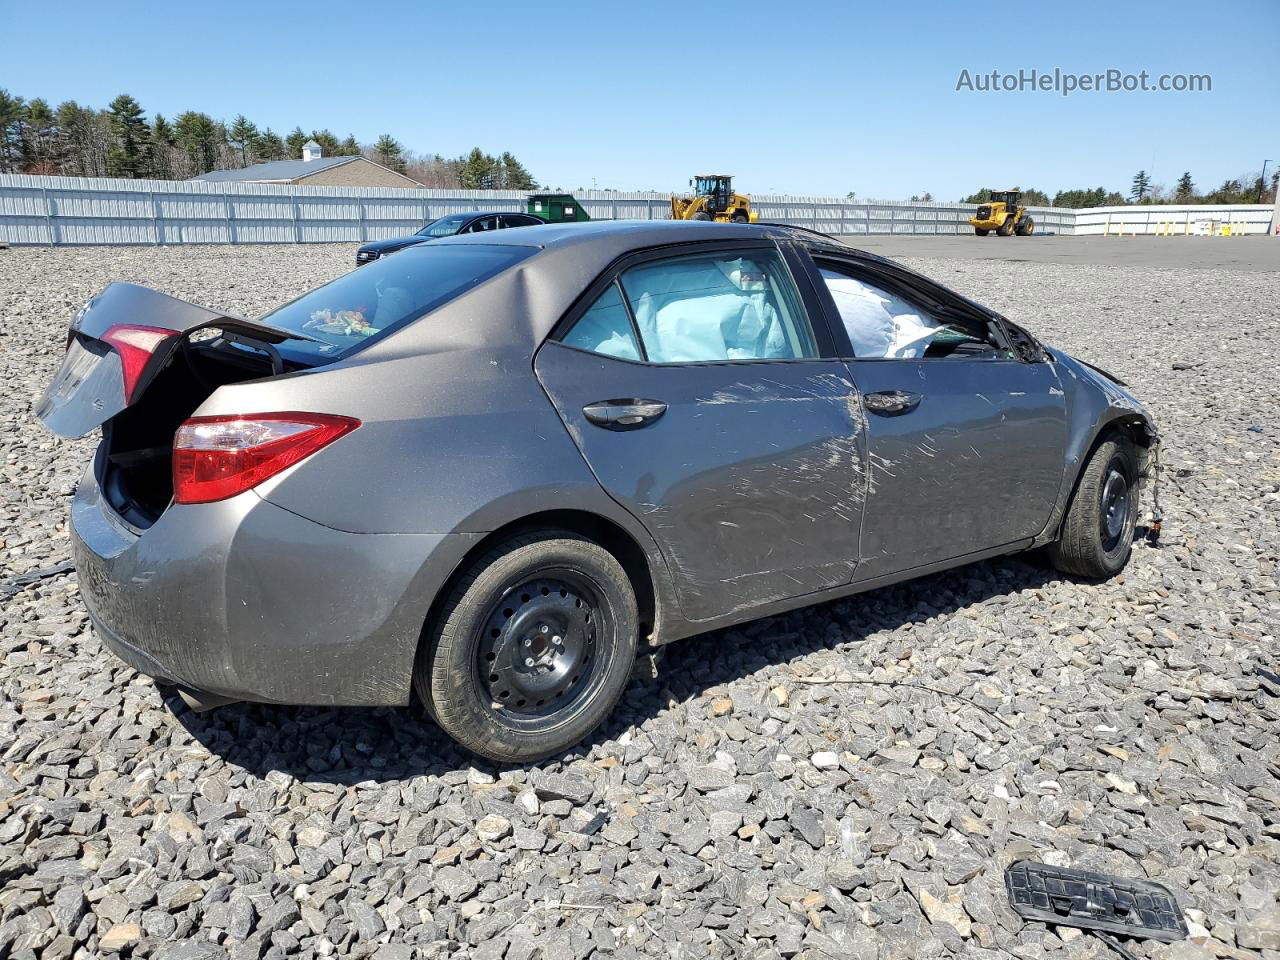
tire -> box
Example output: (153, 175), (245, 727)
(974, 228), (990, 236)
(417, 531), (638, 763)
(997, 218), (1015, 236)
(1015, 217), (1035, 236)
(731, 211), (749, 223)
(692, 212), (712, 221)
(1048, 434), (1139, 579)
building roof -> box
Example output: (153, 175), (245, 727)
(303, 139), (321, 149)
(192, 156), (356, 183)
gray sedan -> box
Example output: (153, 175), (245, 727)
(37, 221), (1159, 762)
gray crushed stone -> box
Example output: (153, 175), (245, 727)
(0, 243), (1276, 959)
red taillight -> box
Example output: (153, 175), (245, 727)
(102, 324), (177, 402)
(172, 413), (360, 505)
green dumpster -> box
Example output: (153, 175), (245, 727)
(527, 193), (590, 223)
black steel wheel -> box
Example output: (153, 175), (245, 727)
(417, 532), (638, 763)
(478, 574), (605, 723)
(1049, 434), (1139, 579)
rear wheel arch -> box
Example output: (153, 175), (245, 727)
(418, 510), (660, 670)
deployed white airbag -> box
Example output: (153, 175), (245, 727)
(821, 270), (940, 359)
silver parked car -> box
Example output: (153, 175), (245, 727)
(37, 221), (1159, 762)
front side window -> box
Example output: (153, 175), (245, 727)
(819, 266), (998, 360)
(466, 216), (499, 233)
(621, 249), (816, 363)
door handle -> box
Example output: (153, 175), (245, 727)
(583, 399), (668, 429)
(862, 390), (923, 415)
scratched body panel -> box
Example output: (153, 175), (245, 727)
(846, 356), (1067, 578)
(535, 344), (866, 621)
(38, 220), (1159, 712)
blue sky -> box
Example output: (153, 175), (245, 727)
(5, 0), (1276, 199)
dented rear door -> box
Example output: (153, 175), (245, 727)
(536, 344), (867, 623)
(36, 282), (309, 438)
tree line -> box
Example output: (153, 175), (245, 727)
(960, 168), (1278, 209)
(0, 88), (537, 189)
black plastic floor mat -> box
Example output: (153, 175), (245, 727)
(1005, 860), (1188, 943)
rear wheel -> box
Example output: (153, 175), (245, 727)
(731, 211), (749, 223)
(1048, 435), (1139, 579)
(417, 532), (638, 763)
(997, 218), (1015, 236)
(974, 228), (990, 236)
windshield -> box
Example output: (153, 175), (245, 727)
(695, 177), (724, 196)
(255, 243), (535, 362)
(416, 214), (470, 238)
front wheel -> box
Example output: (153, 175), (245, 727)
(997, 218), (1015, 236)
(692, 211), (712, 221)
(1048, 435), (1139, 579)
(731, 211), (749, 223)
(417, 532), (638, 763)
(1016, 217), (1035, 236)
(974, 228), (990, 236)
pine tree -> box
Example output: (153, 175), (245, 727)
(228, 115), (258, 167)
(0, 89), (27, 173)
(286, 127), (308, 159)
(152, 114), (174, 145)
(339, 134), (360, 156)
(497, 151), (535, 189)
(1129, 170), (1152, 203)
(372, 134), (407, 173)
(460, 147), (496, 189)
(252, 128), (286, 161)
(174, 111), (221, 174)
(107, 94), (151, 178)
(22, 98), (59, 174)
(309, 129), (341, 156)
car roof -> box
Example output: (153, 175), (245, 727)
(437, 210), (536, 220)
(429, 218), (810, 250)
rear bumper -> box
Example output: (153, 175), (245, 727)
(71, 462), (480, 706)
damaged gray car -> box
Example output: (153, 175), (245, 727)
(37, 221), (1159, 762)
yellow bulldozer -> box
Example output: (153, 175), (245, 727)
(969, 190), (1035, 236)
(671, 174), (757, 223)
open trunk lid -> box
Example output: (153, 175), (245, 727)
(36, 282), (314, 438)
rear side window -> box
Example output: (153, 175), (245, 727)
(562, 282), (641, 360)
(623, 249), (816, 363)
(257, 244), (534, 361)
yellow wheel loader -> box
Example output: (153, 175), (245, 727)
(969, 190), (1035, 236)
(671, 174), (758, 223)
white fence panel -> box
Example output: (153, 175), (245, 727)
(6, 172), (1277, 245)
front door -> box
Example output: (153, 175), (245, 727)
(810, 258), (1068, 580)
(534, 242), (866, 622)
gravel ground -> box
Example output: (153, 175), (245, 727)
(1, 244), (1277, 960)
